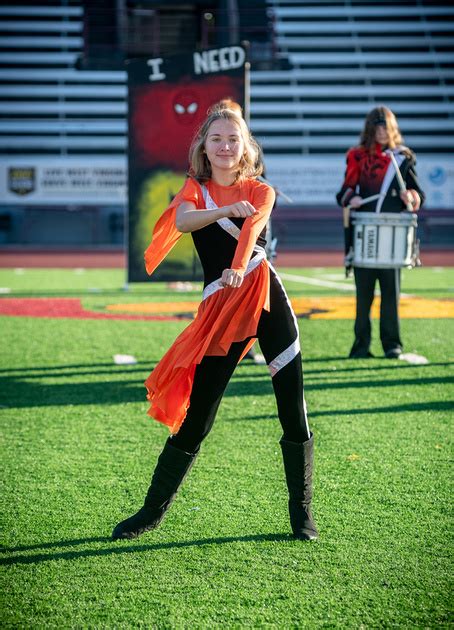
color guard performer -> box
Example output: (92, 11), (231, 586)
(112, 107), (318, 541)
(336, 106), (425, 359)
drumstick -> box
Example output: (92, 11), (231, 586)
(274, 188), (293, 204)
(357, 193), (383, 207)
(258, 176), (293, 203)
(388, 151), (413, 211)
(343, 205), (350, 228)
(345, 192), (382, 214)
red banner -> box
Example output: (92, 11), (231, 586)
(127, 46), (246, 281)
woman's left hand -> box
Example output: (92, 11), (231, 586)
(400, 189), (421, 211)
(221, 268), (244, 288)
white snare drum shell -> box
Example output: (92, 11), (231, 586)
(377, 225), (393, 265)
(350, 211), (418, 269)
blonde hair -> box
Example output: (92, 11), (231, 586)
(207, 98), (243, 117)
(188, 109), (263, 183)
(360, 106), (403, 152)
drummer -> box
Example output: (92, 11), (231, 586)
(336, 106), (425, 359)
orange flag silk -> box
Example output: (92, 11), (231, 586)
(143, 180), (271, 434)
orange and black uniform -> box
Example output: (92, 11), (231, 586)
(336, 144), (425, 358)
(145, 177), (310, 451)
(111, 176), (318, 543)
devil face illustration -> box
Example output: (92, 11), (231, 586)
(130, 75), (243, 169)
(172, 89), (199, 124)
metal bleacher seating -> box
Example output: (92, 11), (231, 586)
(253, 0), (454, 155)
(1, 1), (452, 159)
(0, 1), (452, 250)
(0, 2), (126, 246)
(254, 0), (454, 250)
(0, 3), (127, 155)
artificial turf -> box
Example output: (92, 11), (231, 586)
(1, 267), (453, 627)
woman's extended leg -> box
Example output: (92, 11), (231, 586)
(170, 340), (249, 453)
(257, 268), (310, 443)
(112, 340), (249, 540)
(257, 268), (318, 540)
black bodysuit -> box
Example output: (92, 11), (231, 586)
(169, 180), (310, 453)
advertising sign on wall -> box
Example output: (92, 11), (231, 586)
(263, 155), (454, 209)
(0, 157), (126, 204)
(1, 154), (451, 210)
(127, 46), (246, 282)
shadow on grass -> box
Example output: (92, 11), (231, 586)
(301, 356), (351, 363)
(0, 366), (154, 380)
(0, 378), (146, 407)
(1, 372), (453, 408)
(1, 359), (451, 382)
(241, 400), (454, 421)
(0, 355), (350, 376)
(1, 356), (448, 378)
(234, 361), (452, 380)
(1, 533), (293, 566)
(224, 374), (454, 399)
(0, 361), (154, 375)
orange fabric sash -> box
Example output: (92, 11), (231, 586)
(144, 202), (183, 277)
(145, 258), (269, 434)
(143, 181), (270, 434)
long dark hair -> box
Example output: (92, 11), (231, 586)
(360, 106), (403, 152)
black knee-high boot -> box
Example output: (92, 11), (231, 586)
(112, 441), (198, 540)
(280, 434), (318, 541)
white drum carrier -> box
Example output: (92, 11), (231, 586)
(351, 211), (418, 269)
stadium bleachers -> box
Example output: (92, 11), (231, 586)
(0, 1), (453, 157)
(255, 0), (454, 155)
(0, 1), (453, 251)
(0, 2), (126, 155)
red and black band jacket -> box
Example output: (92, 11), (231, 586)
(336, 143), (425, 213)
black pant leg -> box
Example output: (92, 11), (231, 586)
(351, 267), (377, 356)
(170, 339), (250, 453)
(171, 266), (310, 451)
(378, 268), (402, 353)
(257, 268), (310, 443)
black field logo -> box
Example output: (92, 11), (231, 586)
(9, 167), (35, 195)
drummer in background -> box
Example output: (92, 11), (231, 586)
(336, 106), (425, 359)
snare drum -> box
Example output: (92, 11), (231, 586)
(351, 211), (418, 269)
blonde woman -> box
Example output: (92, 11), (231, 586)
(336, 106), (425, 359)
(112, 108), (318, 542)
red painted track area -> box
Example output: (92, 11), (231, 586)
(0, 297), (181, 321)
(1, 249), (453, 268)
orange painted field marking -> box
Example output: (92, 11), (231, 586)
(106, 296), (453, 319)
(3, 296), (449, 321)
(291, 296), (454, 319)
(106, 301), (198, 314)
(0, 298), (182, 321)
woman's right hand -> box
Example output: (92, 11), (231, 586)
(223, 201), (258, 218)
(349, 196), (363, 208)
(221, 268), (244, 288)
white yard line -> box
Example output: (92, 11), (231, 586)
(279, 271), (412, 297)
(279, 272), (355, 291)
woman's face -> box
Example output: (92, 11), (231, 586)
(204, 119), (244, 174)
(375, 124), (389, 146)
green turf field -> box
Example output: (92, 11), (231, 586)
(1, 267), (453, 628)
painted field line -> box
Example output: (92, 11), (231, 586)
(279, 272), (355, 291)
(279, 271), (412, 297)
